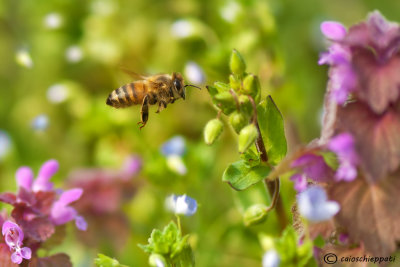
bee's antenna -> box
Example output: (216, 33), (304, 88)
(184, 84), (202, 90)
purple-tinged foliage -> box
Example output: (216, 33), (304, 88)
(320, 11), (400, 113)
(66, 156), (141, 250)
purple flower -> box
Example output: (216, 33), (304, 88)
(320, 11), (400, 113)
(321, 21), (347, 41)
(16, 159), (58, 192)
(2, 221), (31, 264)
(121, 155), (142, 178)
(290, 154), (334, 192)
(297, 186), (340, 222)
(328, 133), (358, 181)
(51, 188), (87, 230)
(290, 174), (307, 193)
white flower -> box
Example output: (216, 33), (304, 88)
(47, 84), (69, 104)
(65, 46), (83, 63)
(165, 194), (197, 216)
(220, 1), (241, 23)
(15, 50), (33, 68)
(166, 155), (187, 175)
(262, 250), (280, 267)
(184, 61), (205, 84)
(171, 20), (195, 38)
(44, 13), (63, 29)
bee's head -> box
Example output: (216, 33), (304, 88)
(172, 72), (185, 100)
(172, 72), (201, 100)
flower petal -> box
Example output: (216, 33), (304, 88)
(16, 167), (33, 190)
(321, 21), (347, 41)
(160, 136), (186, 156)
(33, 159), (59, 192)
(75, 215), (88, 231)
(20, 247), (32, 260)
(58, 188), (83, 205)
(11, 251), (23, 264)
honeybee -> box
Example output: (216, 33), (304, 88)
(106, 71), (201, 129)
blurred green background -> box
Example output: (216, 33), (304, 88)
(1, 0), (400, 266)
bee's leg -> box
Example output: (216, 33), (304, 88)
(138, 94), (149, 130)
(156, 101), (167, 113)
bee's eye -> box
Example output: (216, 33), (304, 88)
(174, 79), (181, 91)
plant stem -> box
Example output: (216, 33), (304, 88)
(176, 215), (182, 233)
(248, 96), (288, 231)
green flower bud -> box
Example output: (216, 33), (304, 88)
(242, 74), (261, 101)
(238, 124), (258, 153)
(230, 49), (246, 75)
(149, 254), (167, 267)
(229, 111), (248, 133)
(238, 95), (253, 116)
(229, 74), (241, 91)
(214, 82), (230, 93)
(243, 204), (268, 226)
(204, 119), (223, 145)
(213, 91), (236, 114)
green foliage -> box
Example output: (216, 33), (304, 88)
(222, 160), (270, 190)
(238, 124), (258, 153)
(230, 49), (246, 76)
(204, 119), (224, 145)
(139, 222), (194, 267)
(243, 204), (269, 226)
(274, 227), (314, 267)
(94, 254), (129, 267)
(256, 96), (287, 165)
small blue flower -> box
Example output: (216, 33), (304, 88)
(32, 114), (49, 131)
(0, 130), (11, 160)
(297, 186), (340, 222)
(262, 250), (280, 267)
(160, 136), (186, 156)
(165, 194), (197, 216)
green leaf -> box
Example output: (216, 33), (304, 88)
(214, 82), (231, 93)
(297, 239), (313, 267)
(222, 160), (271, 190)
(94, 254), (129, 267)
(240, 147), (260, 167)
(256, 96), (287, 165)
(206, 85), (218, 97)
(150, 229), (170, 254)
(243, 204), (268, 226)
(163, 221), (180, 244)
(171, 245), (195, 267)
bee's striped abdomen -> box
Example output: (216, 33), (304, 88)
(106, 82), (146, 108)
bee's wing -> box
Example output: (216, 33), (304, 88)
(119, 67), (148, 80)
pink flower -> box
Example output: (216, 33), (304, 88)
(2, 221), (31, 264)
(16, 159), (59, 192)
(51, 189), (87, 231)
(328, 133), (359, 182)
(320, 11), (400, 113)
